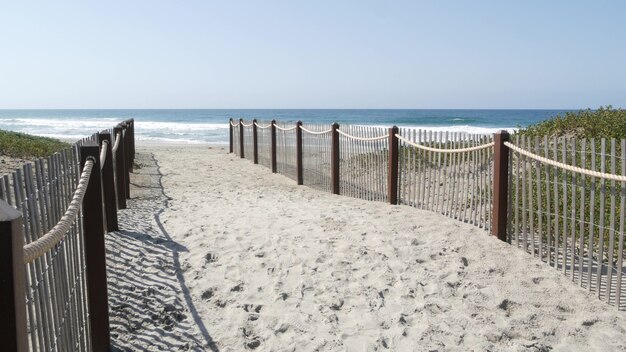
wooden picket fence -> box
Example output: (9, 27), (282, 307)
(230, 118), (626, 310)
(0, 119), (135, 352)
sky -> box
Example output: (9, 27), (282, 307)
(0, 0), (625, 109)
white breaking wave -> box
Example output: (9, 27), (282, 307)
(357, 124), (516, 135)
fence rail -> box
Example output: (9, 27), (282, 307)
(229, 118), (626, 310)
(0, 119), (136, 352)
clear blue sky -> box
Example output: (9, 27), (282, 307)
(1, 0), (625, 109)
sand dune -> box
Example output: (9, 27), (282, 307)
(107, 145), (626, 351)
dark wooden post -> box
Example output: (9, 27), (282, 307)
(388, 126), (399, 205)
(98, 132), (118, 231)
(121, 124), (130, 199)
(252, 119), (259, 164)
(113, 126), (127, 209)
(492, 130), (510, 242)
(239, 118), (245, 159)
(229, 118), (234, 153)
(271, 120), (277, 173)
(123, 122), (133, 173)
(80, 143), (110, 352)
(296, 121), (303, 185)
(0, 200), (28, 352)
(129, 119), (135, 164)
(331, 123), (340, 195)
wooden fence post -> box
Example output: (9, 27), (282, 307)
(0, 200), (28, 352)
(121, 124), (131, 200)
(80, 143), (110, 352)
(271, 119), (277, 173)
(113, 126), (127, 209)
(331, 123), (340, 195)
(229, 118), (234, 153)
(129, 118), (135, 164)
(296, 121), (303, 185)
(388, 126), (399, 205)
(253, 119), (259, 164)
(239, 118), (245, 159)
(492, 130), (510, 242)
(123, 122), (133, 173)
(98, 132), (118, 231)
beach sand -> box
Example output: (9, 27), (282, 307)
(107, 145), (626, 351)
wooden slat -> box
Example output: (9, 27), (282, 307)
(597, 138), (607, 297)
(535, 137), (543, 260)
(471, 134), (478, 226)
(587, 138), (597, 290)
(578, 139), (587, 285)
(450, 132), (459, 219)
(615, 139), (625, 307)
(528, 136), (535, 255)
(570, 139), (577, 281)
(561, 139), (568, 275)
(543, 137), (551, 265)
(553, 137), (560, 269)
(521, 137), (528, 250)
(605, 139), (617, 303)
(420, 130), (427, 210)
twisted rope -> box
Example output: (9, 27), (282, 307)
(23, 158), (95, 264)
(99, 140), (108, 167)
(504, 141), (626, 182)
(241, 121), (254, 127)
(230, 120), (239, 127)
(112, 132), (121, 152)
(273, 123), (297, 131)
(337, 129), (388, 141)
(396, 134), (494, 153)
(254, 122), (272, 129)
(300, 126), (332, 135)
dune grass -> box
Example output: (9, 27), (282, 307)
(516, 105), (626, 139)
(0, 129), (70, 158)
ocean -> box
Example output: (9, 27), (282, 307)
(0, 109), (572, 145)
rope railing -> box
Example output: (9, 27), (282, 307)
(99, 140), (108, 167)
(273, 123), (297, 131)
(112, 132), (121, 152)
(230, 120), (239, 127)
(337, 129), (388, 141)
(254, 122), (272, 129)
(396, 134), (494, 153)
(23, 158), (95, 264)
(241, 121), (254, 127)
(300, 126), (332, 135)
(504, 141), (626, 182)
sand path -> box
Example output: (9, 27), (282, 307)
(108, 146), (626, 351)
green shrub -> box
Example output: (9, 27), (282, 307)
(517, 106), (626, 139)
(0, 130), (70, 158)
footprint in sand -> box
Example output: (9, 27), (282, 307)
(201, 288), (215, 300)
(205, 252), (218, 263)
(230, 283), (244, 292)
(497, 299), (520, 317)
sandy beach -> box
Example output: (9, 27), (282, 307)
(106, 144), (626, 352)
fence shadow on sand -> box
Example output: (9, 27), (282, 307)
(106, 152), (219, 351)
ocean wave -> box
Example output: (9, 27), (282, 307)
(356, 124), (516, 135)
(135, 121), (228, 131)
(0, 117), (121, 129)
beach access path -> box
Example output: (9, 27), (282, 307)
(107, 145), (626, 352)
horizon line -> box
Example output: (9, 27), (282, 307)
(0, 107), (589, 111)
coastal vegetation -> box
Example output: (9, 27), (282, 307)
(510, 107), (625, 265)
(0, 129), (69, 158)
(516, 106), (626, 139)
